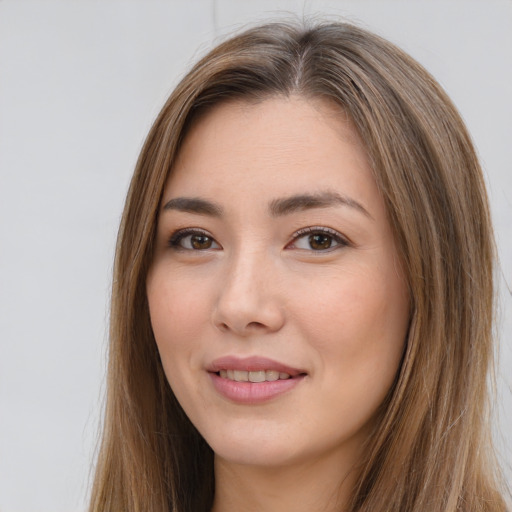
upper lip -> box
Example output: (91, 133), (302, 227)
(207, 356), (306, 377)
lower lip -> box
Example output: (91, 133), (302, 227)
(209, 373), (304, 404)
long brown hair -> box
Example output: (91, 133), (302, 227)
(89, 21), (508, 512)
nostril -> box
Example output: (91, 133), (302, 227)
(217, 320), (268, 333)
(247, 321), (266, 329)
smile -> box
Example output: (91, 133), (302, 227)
(208, 356), (306, 404)
(218, 369), (292, 382)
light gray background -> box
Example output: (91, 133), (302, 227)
(0, 1), (510, 511)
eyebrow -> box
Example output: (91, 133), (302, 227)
(162, 197), (223, 217)
(162, 191), (371, 219)
(269, 191), (372, 219)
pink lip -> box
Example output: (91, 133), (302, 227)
(207, 356), (305, 376)
(207, 356), (307, 404)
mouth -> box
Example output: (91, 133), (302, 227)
(208, 355), (306, 380)
(207, 356), (307, 404)
(217, 369), (296, 382)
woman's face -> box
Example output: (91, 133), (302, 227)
(147, 97), (410, 469)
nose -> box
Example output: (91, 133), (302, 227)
(212, 249), (285, 336)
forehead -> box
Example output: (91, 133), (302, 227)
(164, 96), (379, 214)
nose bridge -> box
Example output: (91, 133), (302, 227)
(227, 244), (262, 290)
(212, 244), (284, 335)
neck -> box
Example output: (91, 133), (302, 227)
(211, 452), (359, 512)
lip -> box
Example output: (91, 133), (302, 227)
(207, 356), (306, 376)
(207, 356), (307, 404)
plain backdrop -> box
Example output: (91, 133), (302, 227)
(0, 1), (510, 511)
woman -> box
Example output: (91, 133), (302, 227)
(89, 21), (509, 512)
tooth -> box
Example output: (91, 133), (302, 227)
(234, 370), (249, 382)
(221, 369), (293, 382)
(248, 370), (266, 383)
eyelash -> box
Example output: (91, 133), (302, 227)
(168, 228), (220, 251)
(287, 226), (349, 252)
(167, 226), (349, 252)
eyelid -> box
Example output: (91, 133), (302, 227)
(287, 226), (350, 251)
(168, 227), (221, 250)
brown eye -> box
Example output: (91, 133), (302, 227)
(308, 233), (333, 250)
(190, 234), (214, 250)
(169, 230), (221, 251)
(290, 227), (348, 252)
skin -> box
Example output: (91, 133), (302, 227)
(146, 96), (410, 511)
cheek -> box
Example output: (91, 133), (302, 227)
(146, 277), (214, 421)
(293, 264), (408, 384)
(147, 273), (210, 372)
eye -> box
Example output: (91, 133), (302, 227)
(288, 227), (348, 252)
(168, 229), (221, 251)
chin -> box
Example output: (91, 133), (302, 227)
(212, 440), (299, 468)
(201, 423), (305, 468)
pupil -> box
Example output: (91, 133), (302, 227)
(191, 235), (211, 249)
(309, 234), (331, 250)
